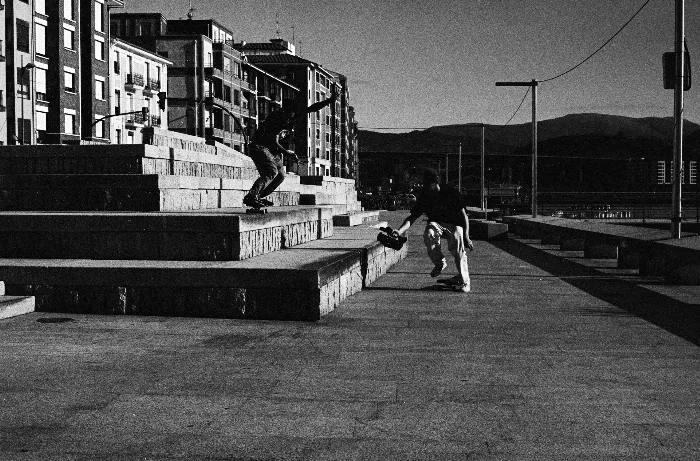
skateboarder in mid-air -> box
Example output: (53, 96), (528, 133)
(395, 169), (474, 293)
(243, 90), (338, 209)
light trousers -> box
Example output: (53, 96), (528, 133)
(424, 221), (470, 287)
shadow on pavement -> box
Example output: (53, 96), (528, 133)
(494, 239), (700, 347)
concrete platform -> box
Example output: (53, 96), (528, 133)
(0, 226), (407, 321)
(0, 206), (333, 261)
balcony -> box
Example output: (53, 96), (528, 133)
(150, 115), (162, 126)
(143, 78), (161, 95)
(204, 91), (225, 108)
(125, 73), (145, 90)
(125, 112), (145, 128)
(204, 61), (223, 80)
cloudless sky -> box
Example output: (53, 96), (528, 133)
(124, 0), (700, 130)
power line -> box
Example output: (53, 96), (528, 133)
(539, 0), (653, 83)
(496, 87), (530, 128)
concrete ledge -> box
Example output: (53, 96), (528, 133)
(504, 215), (700, 284)
(333, 210), (381, 227)
(0, 296), (35, 320)
(0, 174), (301, 211)
(0, 207), (333, 261)
(469, 220), (508, 241)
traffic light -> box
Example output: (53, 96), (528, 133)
(141, 107), (149, 120)
(157, 92), (167, 111)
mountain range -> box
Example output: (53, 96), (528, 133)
(358, 113), (700, 159)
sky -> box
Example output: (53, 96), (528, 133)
(124, 0), (700, 131)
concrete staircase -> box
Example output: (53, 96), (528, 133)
(0, 130), (405, 320)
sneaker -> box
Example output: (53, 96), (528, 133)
(453, 283), (471, 293)
(259, 198), (274, 207)
(243, 194), (261, 207)
(443, 276), (461, 286)
(430, 260), (447, 277)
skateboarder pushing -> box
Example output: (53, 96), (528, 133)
(243, 90), (337, 208)
(395, 169), (474, 292)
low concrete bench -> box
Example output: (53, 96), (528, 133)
(0, 281), (35, 320)
(332, 210), (381, 227)
(504, 216), (700, 284)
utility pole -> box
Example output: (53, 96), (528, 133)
(458, 143), (462, 193)
(465, 123), (486, 210)
(496, 80), (538, 217)
(671, 0), (685, 238)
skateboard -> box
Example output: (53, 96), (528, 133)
(437, 277), (460, 286)
(244, 198), (272, 214)
(377, 226), (407, 250)
(246, 205), (268, 214)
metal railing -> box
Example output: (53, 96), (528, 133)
(126, 73), (145, 87)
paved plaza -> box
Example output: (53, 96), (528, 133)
(1, 211), (699, 460)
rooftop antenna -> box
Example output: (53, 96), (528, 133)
(291, 25), (295, 43)
(275, 12), (281, 38)
(186, 0), (196, 20)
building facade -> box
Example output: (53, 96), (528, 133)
(109, 38), (170, 144)
(239, 40), (358, 179)
(2, 0), (126, 145)
(110, 15), (298, 154)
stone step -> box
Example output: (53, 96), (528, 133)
(0, 229), (408, 321)
(0, 295), (36, 320)
(0, 175), (300, 211)
(333, 210), (381, 227)
(0, 207), (333, 261)
(0, 143), (258, 179)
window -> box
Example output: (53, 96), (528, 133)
(64, 112), (76, 135)
(234, 89), (240, 106)
(95, 78), (105, 100)
(95, 1), (104, 32)
(224, 85), (231, 103)
(95, 118), (104, 138)
(36, 0), (46, 15)
(316, 147), (320, 158)
(36, 23), (46, 55)
(64, 68), (76, 92)
(115, 129), (122, 144)
(127, 131), (134, 144)
(316, 128), (320, 139)
(657, 161), (666, 184)
(35, 68), (47, 101)
(114, 51), (121, 74)
(63, 26), (75, 50)
(223, 57), (231, 73)
(16, 67), (30, 97)
(95, 39), (104, 60)
(114, 89), (121, 114)
(36, 109), (47, 143)
(691, 161), (697, 185)
(17, 20), (30, 52)
(64, 0), (73, 20)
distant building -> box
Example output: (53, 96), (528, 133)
(2, 0), (126, 145)
(109, 38), (171, 144)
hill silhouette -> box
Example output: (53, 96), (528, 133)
(359, 113), (700, 157)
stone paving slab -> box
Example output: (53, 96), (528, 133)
(0, 212), (698, 459)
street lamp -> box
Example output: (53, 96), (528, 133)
(20, 62), (36, 145)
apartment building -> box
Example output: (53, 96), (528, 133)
(242, 48), (342, 177)
(2, 0), (126, 145)
(110, 15), (298, 154)
(109, 38), (170, 144)
(0, 0), (7, 144)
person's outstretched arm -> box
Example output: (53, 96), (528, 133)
(461, 208), (474, 251)
(302, 88), (337, 115)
